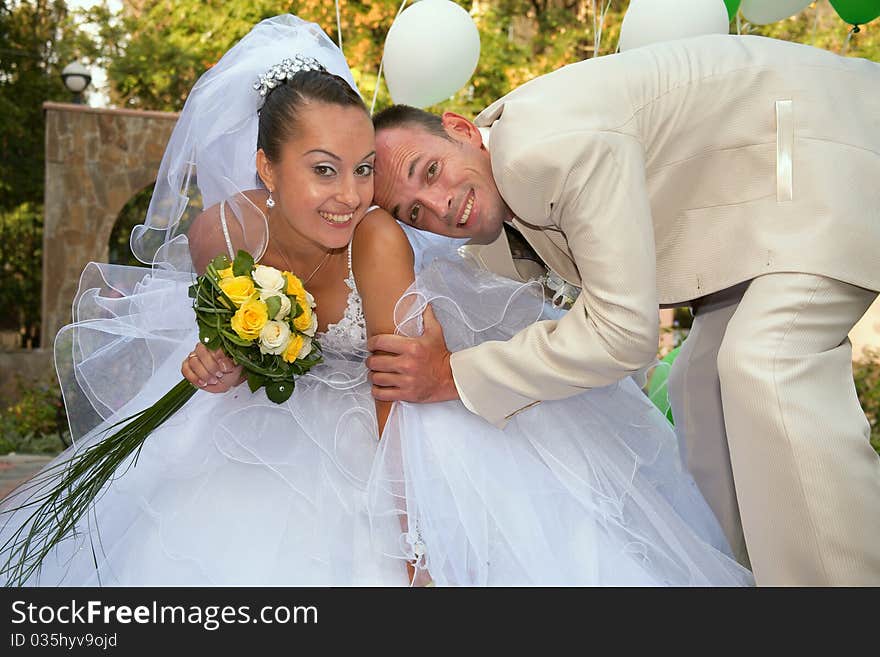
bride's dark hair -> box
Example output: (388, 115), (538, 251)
(257, 70), (367, 162)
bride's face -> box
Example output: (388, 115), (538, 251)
(259, 101), (375, 251)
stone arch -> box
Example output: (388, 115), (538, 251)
(108, 182), (156, 266)
(41, 102), (178, 346)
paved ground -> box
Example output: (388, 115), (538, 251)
(0, 453), (54, 501)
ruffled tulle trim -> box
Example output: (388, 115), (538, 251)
(1, 251), (752, 586)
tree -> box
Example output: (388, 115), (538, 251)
(83, 1), (625, 116)
(0, 0), (96, 346)
(0, 0), (94, 211)
(88, 0), (392, 111)
(749, 1), (880, 62)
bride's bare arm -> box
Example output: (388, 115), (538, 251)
(181, 200), (256, 391)
(352, 208), (425, 584)
(352, 209), (432, 584)
(351, 208), (416, 435)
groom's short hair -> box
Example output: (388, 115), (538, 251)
(373, 105), (453, 141)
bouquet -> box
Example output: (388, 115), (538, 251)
(0, 250), (322, 585)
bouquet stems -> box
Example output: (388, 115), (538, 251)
(0, 379), (197, 586)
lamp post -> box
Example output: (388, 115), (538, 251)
(61, 61), (91, 104)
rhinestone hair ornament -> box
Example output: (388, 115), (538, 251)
(253, 54), (327, 99)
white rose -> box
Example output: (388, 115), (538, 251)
(253, 265), (286, 293)
(259, 290), (292, 320)
(306, 291), (316, 308)
(304, 312), (318, 337)
(297, 335), (313, 360)
(258, 320), (291, 355)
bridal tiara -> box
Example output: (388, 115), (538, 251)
(253, 54), (327, 97)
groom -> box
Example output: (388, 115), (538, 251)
(366, 34), (880, 586)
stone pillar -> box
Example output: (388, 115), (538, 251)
(41, 103), (178, 347)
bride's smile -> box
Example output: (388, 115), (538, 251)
(256, 101), (376, 254)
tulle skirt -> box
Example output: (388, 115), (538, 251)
(0, 249), (753, 586)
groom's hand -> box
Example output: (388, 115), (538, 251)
(366, 306), (459, 404)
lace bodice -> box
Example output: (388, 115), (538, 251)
(319, 242), (367, 355)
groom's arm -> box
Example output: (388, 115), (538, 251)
(449, 130), (660, 426)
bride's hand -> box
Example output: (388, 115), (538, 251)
(181, 343), (245, 393)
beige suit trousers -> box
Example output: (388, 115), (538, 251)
(668, 273), (880, 585)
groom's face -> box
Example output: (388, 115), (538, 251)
(374, 114), (510, 244)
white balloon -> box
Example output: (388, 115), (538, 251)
(382, 0), (481, 108)
(619, 0), (730, 52)
(741, 0), (811, 25)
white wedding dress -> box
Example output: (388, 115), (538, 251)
(0, 229), (753, 586)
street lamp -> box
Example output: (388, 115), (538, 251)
(61, 61), (91, 104)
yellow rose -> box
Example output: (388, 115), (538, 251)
(217, 267), (234, 280)
(219, 275), (256, 307)
(282, 333), (305, 363)
(284, 272), (308, 305)
(230, 298), (269, 341)
(293, 302), (313, 332)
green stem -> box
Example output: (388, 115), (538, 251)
(0, 379), (197, 586)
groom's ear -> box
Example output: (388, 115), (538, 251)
(441, 112), (482, 147)
(256, 148), (275, 193)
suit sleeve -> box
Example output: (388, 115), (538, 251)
(449, 131), (660, 427)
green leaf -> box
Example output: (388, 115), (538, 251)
(232, 250), (254, 277)
(247, 372), (265, 393)
(265, 379), (295, 404)
(292, 299), (303, 319)
(264, 295), (281, 320)
(210, 254), (231, 271)
(188, 283), (198, 299)
(198, 321), (221, 350)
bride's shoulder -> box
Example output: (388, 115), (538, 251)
(352, 207), (410, 252)
(188, 191), (268, 273)
(351, 208), (413, 277)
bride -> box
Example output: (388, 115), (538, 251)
(0, 14), (752, 586)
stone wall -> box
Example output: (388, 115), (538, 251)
(41, 102), (178, 347)
(0, 350), (54, 407)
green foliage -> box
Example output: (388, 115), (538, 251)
(0, 0), (97, 213)
(749, 1), (880, 62)
(87, 0), (306, 111)
(0, 203), (43, 346)
(0, 1), (97, 342)
(853, 349), (880, 455)
(79, 1), (630, 115)
(72, 1), (880, 117)
(0, 375), (69, 455)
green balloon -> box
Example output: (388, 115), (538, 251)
(829, 0), (880, 25)
(647, 346), (681, 425)
(723, 0), (742, 21)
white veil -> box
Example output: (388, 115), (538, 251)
(129, 14), (359, 272)
(53, 15), (361, 444)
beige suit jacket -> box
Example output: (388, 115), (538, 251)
(449, 35), (880, 427)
